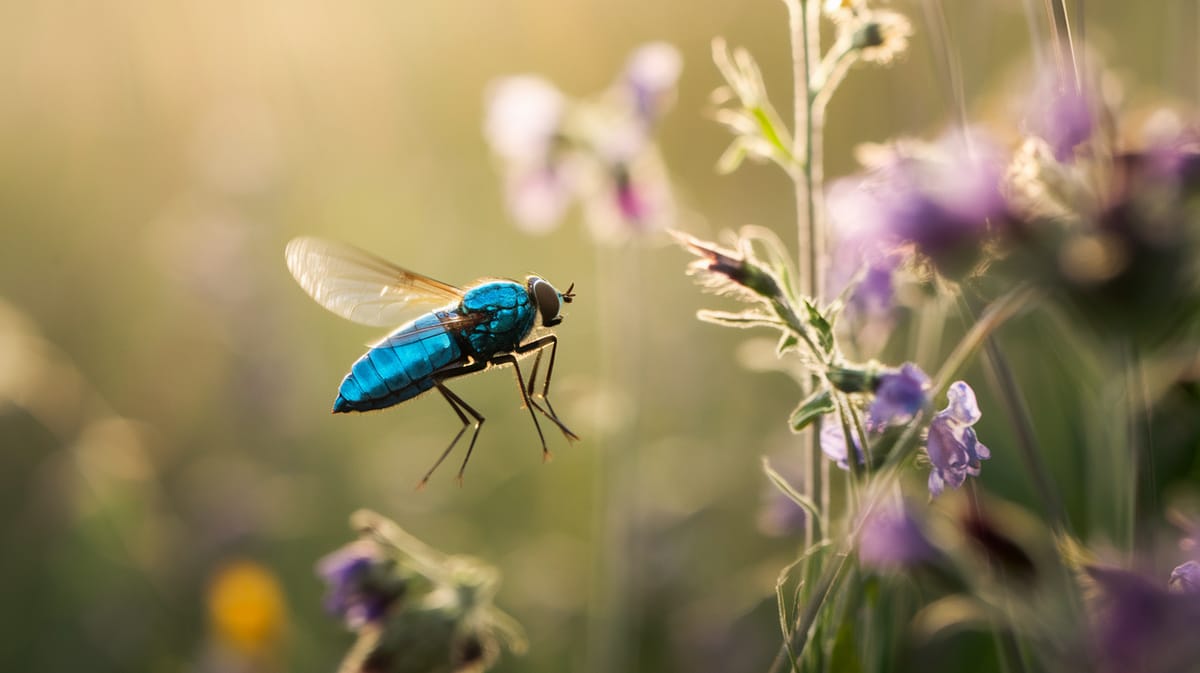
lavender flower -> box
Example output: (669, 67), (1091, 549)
(867, 362), (930, 430)
(828, 131), (1011, 276)
(820, 420), (865, 471)
(858, 500), (938, 570)
(1026, 72), (1096, 162)
(317, 540), (407, 628)
(925, 381), (991, 497)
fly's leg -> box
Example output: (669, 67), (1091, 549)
(514, 336), (578, 441)
(525, 348), (544, 398)
(491, 353), (552, 461)
(420, 359), (490, 486)
(420, 380), (485, 488)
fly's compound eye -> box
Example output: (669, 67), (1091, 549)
(531, 278), (564, 327)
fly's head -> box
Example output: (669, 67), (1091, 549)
(528, 277), (574, 328)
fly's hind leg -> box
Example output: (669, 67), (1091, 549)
(421, 359), (490, 487)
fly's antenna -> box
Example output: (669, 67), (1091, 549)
(562, 283), (575, 303)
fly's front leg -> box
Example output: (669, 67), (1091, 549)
(525, 348), (544, 398)
(515, 335), (578, 441)
(490, 353), (551, 461)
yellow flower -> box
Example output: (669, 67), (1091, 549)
(207, 559), (287, 656)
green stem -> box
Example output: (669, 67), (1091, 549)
(957, 296), (1069, 534)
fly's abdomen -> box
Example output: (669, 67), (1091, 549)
(333, 314), (463, 413)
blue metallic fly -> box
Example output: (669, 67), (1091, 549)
(285, 237), (578, 485)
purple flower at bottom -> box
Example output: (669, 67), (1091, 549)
(1088, 565), (1200, 673)
(867, 362), (931, 430)
(1169, 560), (1200, 594)
(858, 500), (938, 570)
(925, 381), (990, 497)
(317, 540), (405, 628)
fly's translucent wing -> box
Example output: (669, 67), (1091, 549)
(285, 237), (465, 327)
(368, 312), (485, 350)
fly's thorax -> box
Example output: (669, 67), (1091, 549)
(526, 276), (574, 328)
(459, 280), (537, 357)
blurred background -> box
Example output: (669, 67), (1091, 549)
(1, 1), (1197, 672)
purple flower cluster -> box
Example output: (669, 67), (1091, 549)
(826, 130), (1011, 280)
(925, 381), (991, 496)
(484, 43), (681, 243)
(1025, 71), (1096, 161)
(317, 540), (406, 628)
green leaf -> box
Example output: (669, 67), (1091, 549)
(804, 299), (835, 354)
(696, 309), (785, 330)
(777, 332), (799, 354)
(762, 457), (825, 537)
(789, 388), (835, 432)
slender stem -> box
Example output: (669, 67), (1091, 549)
(784, 0), (813, 296)
(957, 296), (1070, 533)
(922, 0), (969, 130)
(784, 0), (825, 558)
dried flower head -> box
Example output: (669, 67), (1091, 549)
(673, 230), (786, 304)
(852, 10), (913, 65)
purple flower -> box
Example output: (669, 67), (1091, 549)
(484, 75), (564, 165)
(484, 76), (574, 234)
(1027, 72), (1095, 161)
(828, 131), (1011, 276)
(820, 420), (865, 471)
(483, 46), (678, 242)
(503, 164), (576, 234)
(1169, 560), (1200, 594)
(622, 42), (683, 126)
(858, 500), (938, 570)
(316, 541), (406, 628)
(867, 362), (930, 430)
(925, 381), (990, 497)
(1087, 565), (1200, 673)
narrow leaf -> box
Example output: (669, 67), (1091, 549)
(697, 308), (785, 330)
(789, 387), (835, 432)
(762, 457), (825, 537)
(804, 299), (835, 354)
